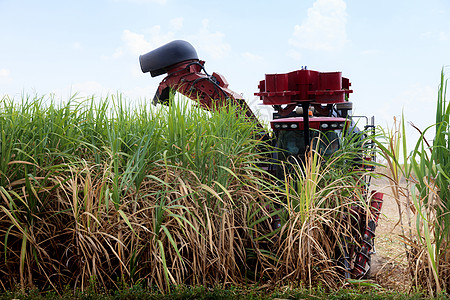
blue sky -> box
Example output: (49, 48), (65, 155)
(0, 0), (449, 136)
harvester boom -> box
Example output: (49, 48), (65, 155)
(139, 40), (263, 128)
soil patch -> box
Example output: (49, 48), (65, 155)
(368, 175), (412, 291)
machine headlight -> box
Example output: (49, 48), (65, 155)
(281, 124), (289, 129)
(274, 123), (281, 129)
(321, 123), (329, 129)
(331, 123), (338, 128)
(290, 123), (298, 129)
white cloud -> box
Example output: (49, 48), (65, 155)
(72, 81), (109, 95)
(0, 68), (10, 78)
(361, 49), (380, 55)
(420, 31), (433, 39)
(287, 49), (302, 61)
(51, 81), (110, 99)
(373, 84), (436, 132)
(289, 0), (348, 51)
(112, 48), (124, 59)
(189, 19), (231, 59)
(439, 31), (449, 41)
(242, 52), (263, 62)
(400, 85), (438, 147)
(116, 18), (229, 61)
(118, 18), (184, 57)
(170, 17), (183, 31)
(101, 48), (124, 60)
(419, 29), (450, 42)
(0, 68), (11, 83)
(144, 25), (176, 48)
(72, 42), (83, 50)
(113, 18), (230, 85)
(124, 85), (157, 100)
(122, 29), (153, 56)
(401, 85), (436, 109)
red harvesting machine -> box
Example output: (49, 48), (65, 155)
(139, 40), (383, 279)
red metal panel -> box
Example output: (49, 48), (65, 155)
(154, 60), (263, 128)
(318, 72), (342, 90)
(255, 69), (352, 105)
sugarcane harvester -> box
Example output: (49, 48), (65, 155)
(139, 40), (384, 279)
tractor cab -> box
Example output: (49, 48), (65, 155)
(271, 116), (348, 160)
(269, 116), (350, 180)
(254, 69), (376, 178)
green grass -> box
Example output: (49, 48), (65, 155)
(0, 93), (269, 292)
(0, 284), (438, 300)
(0, 92), (385, 294)
(2, 66), (450, 298)
(376, 68), (450, 297)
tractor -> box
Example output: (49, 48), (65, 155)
(139, 40), (384, 279)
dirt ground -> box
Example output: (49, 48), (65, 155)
(368, 175), (412, 291)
